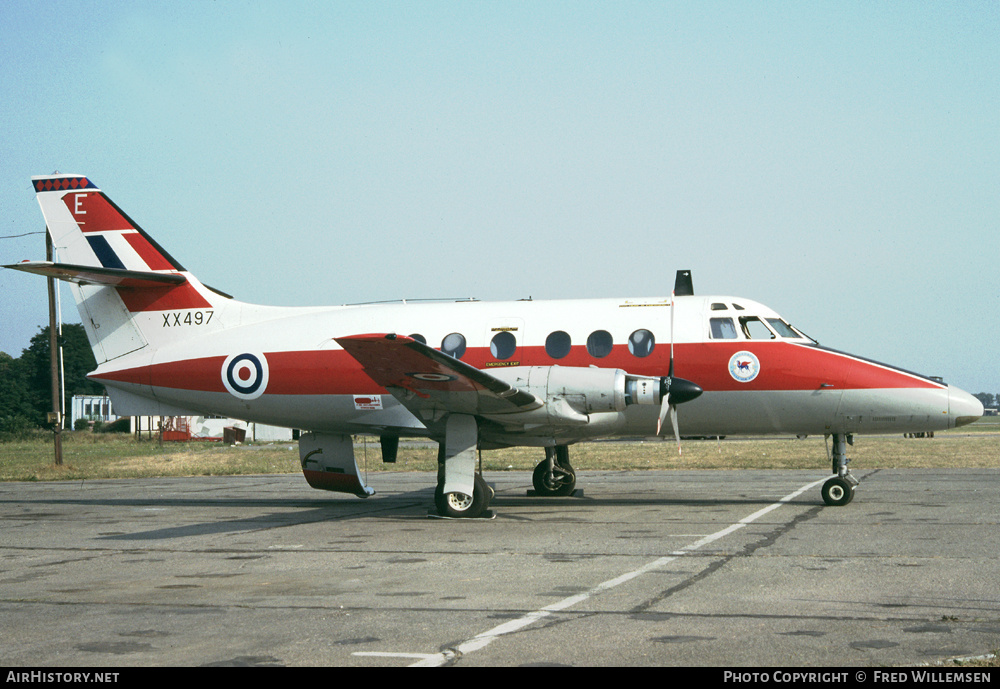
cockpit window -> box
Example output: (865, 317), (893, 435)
(765, 318), (799, 338)
(767, 318), (815, 342)
(710, 317), (738, 339)
(740, 317), (776, 340)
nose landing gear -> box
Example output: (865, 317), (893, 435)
(822, 433), (859, 506)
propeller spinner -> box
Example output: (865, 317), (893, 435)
(656, 375), (703, 445)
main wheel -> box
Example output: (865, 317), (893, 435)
(434, 473), (491, 518)
(821, 477), (855, 506)
(532, 461), (576, 497)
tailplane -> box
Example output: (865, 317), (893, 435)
(6, 175), (232, 363)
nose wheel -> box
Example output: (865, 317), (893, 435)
(822, 433), (859, 506)
(821, 475), (857, 506)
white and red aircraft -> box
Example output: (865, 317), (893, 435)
(6, 174), (984, 518)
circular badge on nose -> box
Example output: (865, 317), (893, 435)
(728, 351), (760, 383)
(222, 352), (269, 399)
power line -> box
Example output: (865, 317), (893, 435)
(1, 231), (45, 240)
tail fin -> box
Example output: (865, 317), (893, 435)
(10, 174), (231, 363)
(32, 175), (187, 274)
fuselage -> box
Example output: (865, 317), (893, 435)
(89, 293), (983, 446)
(17, 173), (983, 514)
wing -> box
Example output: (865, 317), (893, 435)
(335, 334), (542, 422)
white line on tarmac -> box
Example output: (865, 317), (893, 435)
(354, 476), (827, 667)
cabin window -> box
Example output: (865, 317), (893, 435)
(710, 317), (738, 339)
(408, 333), (426, 345)
(739, 317), (775, 340)
(490, 331), (517, 360)
(628, 329), (655, 357)
(586, 330), (613, 358)
(545, 330), (572, 359)
(441, 332), (467, 359)
(711, 303), (728, 311)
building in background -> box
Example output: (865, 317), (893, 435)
(70, 394), (293, 441)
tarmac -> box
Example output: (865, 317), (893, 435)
(1, 468), (999, 667)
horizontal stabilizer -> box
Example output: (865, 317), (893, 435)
(3, 261), (187, 288)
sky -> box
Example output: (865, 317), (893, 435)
(1, 1), (997, 395)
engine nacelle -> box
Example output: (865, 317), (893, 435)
(489, 366), (663, 425)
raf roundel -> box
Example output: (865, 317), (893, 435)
(408, 372), (458, 382)
(222, 352), (269, 400)
(728, 351), (761, 383)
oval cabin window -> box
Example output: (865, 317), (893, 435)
(490, 331), (517, 360)
(628, 329), (655, 357)
(586, 330), (613, 358)
(441, 332), (467, 359)
(545, 331), (572, 359)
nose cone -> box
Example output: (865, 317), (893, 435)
(949, 386), (984, 428)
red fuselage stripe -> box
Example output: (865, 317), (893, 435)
(90, 342), (942, 395)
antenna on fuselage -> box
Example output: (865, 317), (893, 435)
(673, 270), (693, 296)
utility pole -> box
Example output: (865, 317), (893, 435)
(46, 230), (62, 465)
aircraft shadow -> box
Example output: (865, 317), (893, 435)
(3, 485), (821, 541)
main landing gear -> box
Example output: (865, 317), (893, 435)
(433, 433), (577, 518)
(433, 415), (494, 519)
(532, 445), (577, 497)
(434, 471), (494, 519)
(822, 433), (859, 506)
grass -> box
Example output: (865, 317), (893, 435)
(1, 418), (997, 482)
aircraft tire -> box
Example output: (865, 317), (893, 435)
(435, 473), (490, 518)
(532, 462), (576, 497)
(821, 477), (855, 506)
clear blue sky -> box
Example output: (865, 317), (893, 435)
(1, 1), (997, 394)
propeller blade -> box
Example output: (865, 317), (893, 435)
(656, 287), (703, 454)
(656, 392), (671, 436)
(670, 402), (681, 455)
(655, 393), (684, 455)
(669, 290), (675, 379)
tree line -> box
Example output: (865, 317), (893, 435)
(973, 393), (999, 410)
(0, 324), (104, 438)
